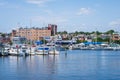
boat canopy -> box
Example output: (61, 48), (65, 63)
(55, 40), (76, 45)
(83, 42), (102, 45)
(35, 41), (43, 45)
(38, 47), (49, 50)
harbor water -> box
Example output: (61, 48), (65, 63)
(0, 50), (120, 80)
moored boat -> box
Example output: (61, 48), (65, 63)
(48, 46), (59, 55)
(36, 46), (49, 55)
(9, 45), (29, 56)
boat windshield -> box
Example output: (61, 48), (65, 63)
(38, 47), (49, 50)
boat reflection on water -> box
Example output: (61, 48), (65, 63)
(0, 50), (120, 80)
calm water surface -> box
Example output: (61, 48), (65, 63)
(0, 50), (120, 80)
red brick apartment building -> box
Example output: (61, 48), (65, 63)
(11, 24), (57, 41)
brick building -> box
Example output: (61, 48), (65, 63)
(11, 27), (52, 41)
(11, 24), (58, 41)
(48, 24), (57, 36)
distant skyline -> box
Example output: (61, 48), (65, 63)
(0, 0), (120, 33)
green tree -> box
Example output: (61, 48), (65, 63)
(76, 40), (81, 43)
(63, 31), (68, 34)
(91, 31), (95, 34)
(92, 37), (110, 43)
(75, 31), (79, 36)
(1, 33), (5, 38)
(105, 30), (115, 34)
(85, 32), (91, 35)
(41, 39), (48, 44)
(96, 31), (102, 35)
(79, 31), (85, 34)
(114, 40), (120, 44)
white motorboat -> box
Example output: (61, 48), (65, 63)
(9, 46), (19, 55)
(28, 45), (36, 55)
(36, 46), (49, 55)
(49, 46), (59, 55)
(9, 45), (29, 56)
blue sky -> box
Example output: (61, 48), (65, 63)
(0, 0), (120, 33)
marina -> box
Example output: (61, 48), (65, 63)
(1, 0), (120, 80)
(1, 42), (120, 56)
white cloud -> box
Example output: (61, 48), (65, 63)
(0, 1), (20, 9)
(109, 19), (120, 26)
(77, 8), (92, 15)
(26, 0), (53, 6)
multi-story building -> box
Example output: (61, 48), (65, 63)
(11, 27), (52, 41)
(11, 24), (58, 41)
(48, 24), (57, 36)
